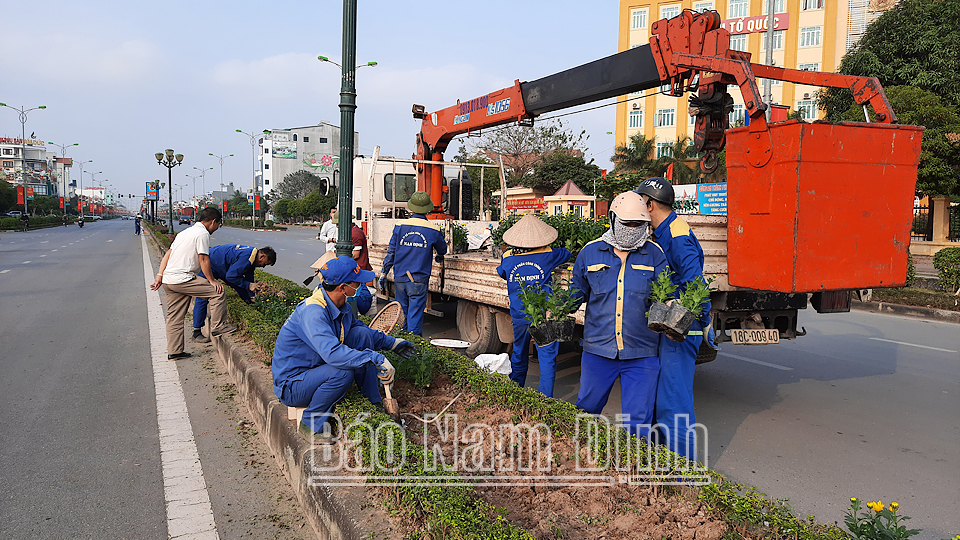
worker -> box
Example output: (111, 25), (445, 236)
(191, 244), (277, 343)
(272, 256), (416, 442)
(635, 177), (714, 460)
(378, 191), (446, 336)
(571, 191), (667, 438)
(310, 250), (372, 316)
(318, 207), (338, 252)
(350, 221), (375, 315)
(495, 214), (571, 397)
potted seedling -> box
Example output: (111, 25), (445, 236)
(647, 267), (677, 334)
(518, 277), (581, 346)
(661, 276), (714, 342)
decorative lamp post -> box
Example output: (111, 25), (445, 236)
(186, 173), (200, 202)
(0, 102), (47, 214)
(209, 153), (233, 201)
(156, 149), (184, 233)
(236, 130), (260, 228)
(47, 141), (78, 203)
(193, 166), (213, 205)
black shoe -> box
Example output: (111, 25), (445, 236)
(168, 352), (192, 360)
(192, 331), (211, 343)
(211, 324), (237, 337)
(374, 402), (387, 415)
(298, 421), (336, 445)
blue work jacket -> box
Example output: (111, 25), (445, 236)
(652, 212), (711, 323)
(381, 214), (447, 283)
(199, 244), (258, 303)
(496, 246), (572, 324)
(271, 288), (400, 394)
(571, 238), (668, 360)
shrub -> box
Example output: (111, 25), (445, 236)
(264, 220), (274, 228)
(491, 212), (608, 257)
(905, 253), (916, 288)
(933, 247), (960, 293)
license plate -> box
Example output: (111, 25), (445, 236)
(731, 328), (780, 345)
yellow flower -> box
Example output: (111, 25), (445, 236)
(850, 497), (857, 503)
(873, 501), (884, 512)
(890, 502), (899, 512)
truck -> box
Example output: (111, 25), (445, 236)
(357, 10), (920, 359)
(179, 206), (195, 225)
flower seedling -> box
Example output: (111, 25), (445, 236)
(678, 275), (715, 317)
(651, 266), (677, 304)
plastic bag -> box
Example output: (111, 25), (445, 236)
(474, 353), (511, 375)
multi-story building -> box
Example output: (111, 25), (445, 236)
(257, 122), (358, 199)
(614, 0), (897, 159)
(0, 137), (63, 196)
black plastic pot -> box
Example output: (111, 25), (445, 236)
(663, 302), (696, 342)
(647, 301), (671, 333)
(529, 318), (575, 347)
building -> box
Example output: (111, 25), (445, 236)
(1, 137), (61, 197)
(258, 122), (358, 199)
(614, 0), (898, 158)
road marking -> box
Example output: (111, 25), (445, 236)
(0, 269), (9, 274)
(868, 338), (957, 353)
(40, 255), (46, 258)
(40, 240), (48, 243)
(107, 239), (113, 242)
(22, 261), (31, 264)
(718, 352), (794, 370)
(296, 252), (303, 255)
(61, 245), (66, 248)
(51, 249), (57, 252)
(140, 235), (220, 540)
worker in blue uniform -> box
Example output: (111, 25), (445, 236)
(635, 177), (714, 461)
(496, 214), (571, 397)
(571, 191), (668, 438)
(379, 191), (447, 336)
(311, 251), (373, 316)
(192, 244), (277, 342)
(272, 256), (416, 442)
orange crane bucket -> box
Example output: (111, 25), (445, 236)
(725, 120), (923, 293)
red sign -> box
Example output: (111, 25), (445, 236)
(506, 198), (547, 210)
(26, 187), (34, 201)
(720, 13), (789, 34)
(254, 195), (261, 211)
(78, 200), (82, 212)
(59, 197), (64, 209)
(17, 186), (24, 205)
(221, 201), (227, 213)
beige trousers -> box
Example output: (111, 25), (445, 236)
(163, 277), (227, 355)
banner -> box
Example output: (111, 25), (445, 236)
(17, 186), (24, 205)
(254, 195), (261, 211)
(60, 197), (64, 209)
(26, 187), (34, 201)
(78, 200), (82, 212)
(696, 183), (727, 215)
(247, 193), (254, 206)
(145, 182), (159, 201)
(505, 198), (547, 210)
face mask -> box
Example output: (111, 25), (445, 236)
(343, 283), (361, 298)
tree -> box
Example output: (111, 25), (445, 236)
(611, 133), (662, 176)
(0, 180), (15, 213)
(526, 152), (602, 195)
(268, 170), (326, 202)
(272, 199), (291, 221)
(836, 86), (960, 197)
(656, 136), (698, 185)
(453, 149), (501, 219)
(227, 191), (251, 218)
(820, 0), (960, 116)
(463, 118), (589, 183)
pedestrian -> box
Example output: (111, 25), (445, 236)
(20, 213), (29, 232)
(495, 214), (571, 397)
(134, 215), (141, 235)
(350, 222), (374, 315)
(272, 256), (417, 442)
(190, 245), (277, 343)
(62, 214), (68, 227)
(150, 207), (235, 360)
(378, 191), (447, 336)
(636, 177), (715, 460)
(571, 191), (667, 438)
(318, 207), (338, 252)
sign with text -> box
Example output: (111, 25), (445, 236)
(696, 183), (727, 215)
(506, 198), (547, 210)
(720, 13), (789, 34)
(26, 187), (34, 201)
(145, 182), (159, 201)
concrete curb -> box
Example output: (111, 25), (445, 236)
(851, 299), (960, 324)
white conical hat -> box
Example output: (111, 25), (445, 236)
(501, 214), (558, 249)
(310, 250), (337, 270)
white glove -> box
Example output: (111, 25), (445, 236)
(378, 357), (395, 386)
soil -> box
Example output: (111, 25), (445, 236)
(386, 374), (729, 540)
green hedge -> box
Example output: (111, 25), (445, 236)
(0, 215), (72, 230)
(222, 219), (286, 230)
(933, 247), (960, 293)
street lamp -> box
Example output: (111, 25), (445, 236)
(0, 102), (47, 215)
(317, 56), (377, 70)
(156, 149), (184, 233)
(185, 173), (200, 201)
(236, 129), (260, 228)
(47, 141), (78, 203)
(208, 153), (233, 200)
(74, 159), (92, 216)
(193, 166), (213, 204)
(84, 171), (102, 217)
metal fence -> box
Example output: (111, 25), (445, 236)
(912, 200), (930, 241)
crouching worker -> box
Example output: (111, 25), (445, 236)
(272, 256), (416, 443)
(496, 214), (571, 397)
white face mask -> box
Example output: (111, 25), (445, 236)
(343, 283), (361, 298)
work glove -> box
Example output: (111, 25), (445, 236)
(378, 357), (395, 386)
(394, 339), (416, 359)
(378, 274), (388, 292)
(435, 255), (445, 264)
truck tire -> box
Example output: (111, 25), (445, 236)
(457, 300), (504, 359)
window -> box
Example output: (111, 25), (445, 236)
(631, 9), (647, 29)
(661, 5), (680, 18)
(303, 136), (310, 143)
(384, 173), (418, 202)
(293, 134), (298, 141)
(728, 0), (749, 18)
(799, 26), (822, 47)
(729, 104), (745, 125)
(802, 0), (823, 9)
(730, 33), (748, 51)
(761, 30), (785, 50)
(656, 108), (676, 127)
(694, 1), (714, 12)
(690, 111), (697, 125)
(319, 137), (328, 143)
(796, 100), (817, 120)
(629, 110), (642, 128)
(554, 204), (564, 215)
(2, 148), (11, 155)
(572, 205), (583, 218)
(265, 180), (270, 185)
(797, 62), (820, 71)
(762, 0), (785, 12)
(264, 164), (269, 169)
(656, 142), (673, 158)
(756, 77), (781, 87)
(2, 161), (12, 168)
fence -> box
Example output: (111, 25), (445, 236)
(912, 200), (931, 241)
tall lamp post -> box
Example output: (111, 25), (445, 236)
(47, 141), (78, 205)
(186, 173), (200, 202)
(84, 171), (102, 217)
(156, 149), (184, 233)
(235, 130), (260, 228)
(318, 41), (376, 255)
(74, 159), (92, 215)
(0, 102), (47, 215)
(208, 153), (233, 200)
(193, 166), (213, 206)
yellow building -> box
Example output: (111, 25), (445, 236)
(615, 0), (893, 157)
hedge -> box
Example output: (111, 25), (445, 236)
(933, 247), (960, 293)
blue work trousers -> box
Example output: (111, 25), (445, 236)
(576, 351), (660, 438)
(510, 321), (559, 397)
(193, 297), (210, 330)
(395, 281), (428, 336)
(277, 362), (381, 433)
(653, 331), (702, 460)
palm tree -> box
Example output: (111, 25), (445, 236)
(610, 133), (661, 175)
(658, 136), (698, 185)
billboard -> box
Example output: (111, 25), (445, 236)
(273, 142), (296, 159)
(145, 182), (159, 201)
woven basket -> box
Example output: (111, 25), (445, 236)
(369, 301), (404, 334)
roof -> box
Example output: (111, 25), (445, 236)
(552, 179), (587, 197)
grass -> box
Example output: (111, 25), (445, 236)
(870, 287), (960, 312)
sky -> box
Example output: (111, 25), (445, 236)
(0, 0), (622, 209)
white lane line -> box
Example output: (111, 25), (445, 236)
(0, 269), (10, 274)
(41, 241), (48, 243)
(107, 239), (113, 242)
(140, 235), (220, 540)
(61, 245), (66, 248)
(51, 249), (57, 252)
(718, 352), (794, 371)
(22, 261), (31, 264)
(868, 338), (957, 353)
(296, 252), (303, 255)
(40, 255), (46, 258)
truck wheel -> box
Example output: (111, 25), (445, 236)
(457, 300), (503, 358)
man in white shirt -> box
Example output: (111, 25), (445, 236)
(318, 207), (338, 253)
(150, 207), (235, 359)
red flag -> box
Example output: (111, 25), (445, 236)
(254, 195), (260, 211)
(17, 186), (24, 205)
(59, 197), (64, 209)
(78, 200), (82, 212)
(666, 163), (674, 181)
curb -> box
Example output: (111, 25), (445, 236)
(851, 299), (960, 324)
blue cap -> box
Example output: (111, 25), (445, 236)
(319, 256), (375, 286)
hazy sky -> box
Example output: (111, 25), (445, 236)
(0, 1), (621, 208)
